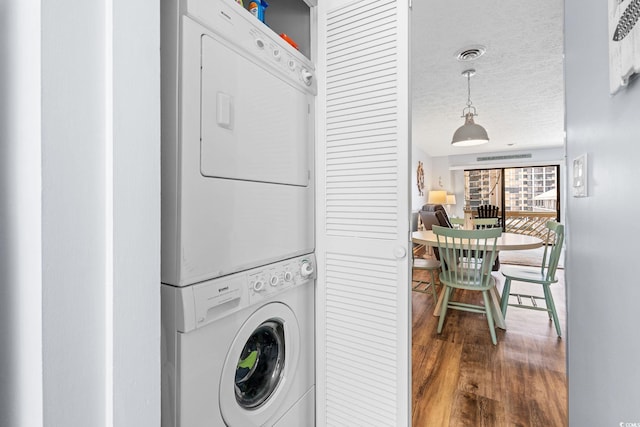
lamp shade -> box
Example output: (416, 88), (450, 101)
(451, 113), (489, 146)
(446, 194), (456, 205)
(427, 190), (447, 204)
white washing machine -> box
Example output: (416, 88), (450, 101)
(162, 255), (316, 426)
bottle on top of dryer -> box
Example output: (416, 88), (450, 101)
(248, 0), (268, 23)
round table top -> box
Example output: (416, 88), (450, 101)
(412, 230), (544, 251)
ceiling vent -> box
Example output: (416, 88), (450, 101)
(455, 45), (487, 62)
(476, 153), (532, 162)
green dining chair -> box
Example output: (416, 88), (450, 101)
(412, 210), (440, 302)
(474, 218), (499, 229)
(449, 217), (465, 229)
(432, 225), (502, 345)
(500, 221), (565, 336)
(412, 257), (440, 303)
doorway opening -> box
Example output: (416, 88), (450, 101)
(412, 164), (567, 425)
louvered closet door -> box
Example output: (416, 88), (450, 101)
(316, 0), (411, 425)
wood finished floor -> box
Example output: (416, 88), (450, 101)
(411, 263), (567, 426)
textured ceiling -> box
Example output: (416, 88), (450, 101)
(411, 0), (565, 157)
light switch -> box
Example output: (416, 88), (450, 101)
(572, 154), (587, 197)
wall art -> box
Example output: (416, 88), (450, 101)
(609, 0), (640, 94)
(416, 161), (425, 196)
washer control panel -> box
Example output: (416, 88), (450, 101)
(248, 254), (316, 304)
(173, 253), (316, 332)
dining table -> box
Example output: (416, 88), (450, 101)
(411, 230), (544, 329)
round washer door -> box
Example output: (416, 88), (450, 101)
(219, 302), (300, 426)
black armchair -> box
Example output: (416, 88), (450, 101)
(418, 204), (451, 230)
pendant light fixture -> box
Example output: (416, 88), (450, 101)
(451, 69), (489, 146)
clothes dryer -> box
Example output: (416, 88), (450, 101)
(161, 0), (316, 287)
(161, 255), (316, 426)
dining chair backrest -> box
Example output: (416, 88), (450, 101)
(449, 217), (465, 229)
(477, 204), (500, 219)
(540, 221), (565, 282)
(474, 218), (499, 229)
(432, 225), (501, 289)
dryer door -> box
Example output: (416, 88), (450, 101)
(220, 303), (300, 426)
(200, 33), (312, 187)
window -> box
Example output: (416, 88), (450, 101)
(464, 165), (560, 226)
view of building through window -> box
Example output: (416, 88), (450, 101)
(504, 166), (557, 212)
(465, 169), (502, 209)
(465, 166), (559, 213)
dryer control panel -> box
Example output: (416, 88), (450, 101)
(186, 0), (316, 94)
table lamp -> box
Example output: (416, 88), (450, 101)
(446, 194), (456, 206)
(427, 190), (447, 205)
(446, 194), (456, 219)
(446, 194), (456, 215)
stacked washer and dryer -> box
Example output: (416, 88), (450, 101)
(161, 0), (316, 425)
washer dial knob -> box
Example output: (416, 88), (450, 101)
(300, 68), (313, 86)
(253, 280), (265, 292)
(284, 271), (293, 282)
(270, 275), (280, 287)
(300, 261), (314, 278)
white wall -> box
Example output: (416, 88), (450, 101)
(428, 158), (463, 218)
(41, 2), (109, 422)
(565, 1), (640, 424)
(0, 1), (44, 426)
(112, 2), (161, 424)
(1, 0), (160, 426)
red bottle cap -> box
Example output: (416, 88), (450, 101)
(279, 33), (298, 50)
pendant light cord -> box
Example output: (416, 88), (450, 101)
(461, 69), (478, 117)
(467, 71), (473, 109)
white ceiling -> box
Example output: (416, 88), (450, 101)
(411, 0), (565, 158)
